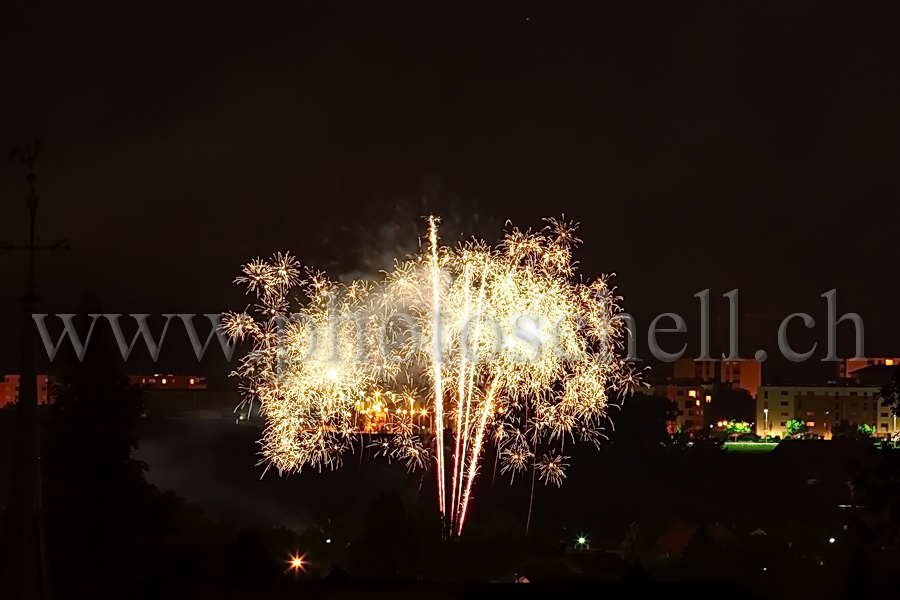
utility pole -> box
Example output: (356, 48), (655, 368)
(1, 140), (70, 599)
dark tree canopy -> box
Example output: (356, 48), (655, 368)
(704, 387), (755, 426)
(877, 375), (900, 420)
(352, 493), (420, 581)
(41, 308), (177, 596)
(611, 393), (676, 449)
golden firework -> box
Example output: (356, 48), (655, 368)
(224, 216), (637, 535)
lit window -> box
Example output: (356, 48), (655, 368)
(806, 421), (815, 427)
(887, 360), (895, 366)
(190, 378), (195, 385)
(705, 395), (711, 403)
(688, 390), (697, 398)
(162, 378), (167, 385)
(695, 399), (700, 406)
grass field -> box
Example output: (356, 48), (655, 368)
(723, 442), (779, 453)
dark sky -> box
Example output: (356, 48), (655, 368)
(1, 1), (898, 383)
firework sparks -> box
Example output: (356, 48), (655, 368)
(224, 216), (637, 536)
(537, 452), (570, 487)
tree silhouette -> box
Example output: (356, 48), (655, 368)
(785, 419), (809, 438)
(352, 493), (420, 580)
(847, 445), (900, 551)
(612, 393), (676, 449)
(41, 307), (177, 596)
(832, 420), (876, 442)
(682, 525), (727, 580)
(622, 521), (643, 564)
(724, 420), (752, 441)
(705, 387), (755, 425)
(877, 374), (900, 419)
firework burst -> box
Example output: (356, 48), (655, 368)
(224, 216), (637, 535)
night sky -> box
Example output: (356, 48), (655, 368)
(2, 2), (898, 383)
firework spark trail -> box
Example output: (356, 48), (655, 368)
(450, 262), (470, 525)
(428, 216), (447, 516)
(454, 256), (490, 531)
(454, 255), (496, 532)
(457, 380), (497, 534)
(224, 216), (638, 536)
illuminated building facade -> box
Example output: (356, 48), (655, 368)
(647, 383), (711, 433)
(674, 358), (761, 398)
(0, 374), (53, 407)
(839, 357), (900, 379)
(129, 374), (207, 389)
(0, 373), (209, 409)
(756, 385), (898, 439)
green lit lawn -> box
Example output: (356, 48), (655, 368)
(723, 442), (779, 453)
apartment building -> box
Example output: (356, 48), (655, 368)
(647, 383), (712, 432)
(756, 385), (896, 438)
(674, 358), (761, 398)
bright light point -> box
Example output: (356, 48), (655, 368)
(325, 538), (331, 544)
(326, 369), (338, 380)
(829, 537), (836, 544)
(288, 554), (305, 570)
(577, 536), (587, 545)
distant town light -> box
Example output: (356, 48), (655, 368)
(162, 378), (167, 385)
(190, 378), (195, 385)
(325, 538), (332, 544)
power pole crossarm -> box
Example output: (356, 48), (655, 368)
(1, 140), (69, 600)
